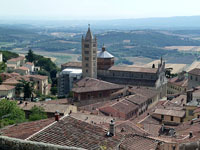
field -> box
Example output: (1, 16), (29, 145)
(165, 46), (200, 52)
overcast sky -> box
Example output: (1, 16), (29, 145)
(1, 0), (200, 20)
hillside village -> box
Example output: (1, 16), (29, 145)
(1, 26), (200, 150)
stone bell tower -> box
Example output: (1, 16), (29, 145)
(82, 25), (97, 78)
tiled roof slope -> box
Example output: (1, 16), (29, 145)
(0, 118), (54, 140)
(29, 116), (121, 149)
(188, 68), (200, 75)
(109, 66), (158, 74)
(120, 134), (159, 150)
(72, 77), (124, 93)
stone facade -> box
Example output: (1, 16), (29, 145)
(188, 68), (200, 89)
(98, 59), (167, 98)
(82, 25), (97, 78)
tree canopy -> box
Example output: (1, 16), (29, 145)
(29, 106), (47, 121)
(0, 99), (25, 128)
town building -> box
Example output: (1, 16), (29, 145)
(99, 99), (138, 120)
(167, 71), (188, 95)
(152, 108), (185, 125)
(188, 68), (200, 89)
(0, 85), (15, 99)
(58, 68), (82, 97)
(72, 77), (124, 101)
(26, 75), (49, 95)
(7, 56), (25, 68)
(23, 62), (34, 73)
(81, 25), (97, 78)
(14, 66), (29, 75)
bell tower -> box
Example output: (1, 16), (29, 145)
(82, 25), (97, 78)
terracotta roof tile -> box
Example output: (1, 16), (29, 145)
(168, 76), (188, 87)
(0, 118), (54, 140)
(153, 108), (185, 118)
(29, 116), (122, 149)
(62, 62), (82, 68)
(188, 68), (200, 76)
(72, 77), (124, 93)
(0, 85), (15, 91)
(7, 56), (25, 62)
(120, 134), (159, 150)
(109, 66), (158, 74)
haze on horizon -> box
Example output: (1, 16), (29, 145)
(0, 0), (200, 20)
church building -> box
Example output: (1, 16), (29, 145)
(80, 25), (167, 98)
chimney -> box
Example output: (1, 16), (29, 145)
(55, 111), (60, 121)
(109, 120), (115, 136)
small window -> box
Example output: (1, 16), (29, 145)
(99, 93), (102, 98)
(93, 44), (96, 47)
(161, 115), (164, 120)
(189, 110), (194, 116)
(85, 57), (89, 61)
(191, 75), (193, 80)
(85, 63), (89, 67)
(171, 116), (174, 121)
(84, 44), (89, 48)
(85, 51), (89, 54)
(88, 94), (91, 99)
(196, 76), (198, 81)
(93, 57), (96, 60)
(86, 69), (88, 73)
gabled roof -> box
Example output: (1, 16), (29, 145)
(29, 116), (122, 149)
(72, 77), (124, 93)
(188, 68), (200, 76)
(0, 118), (54, 140)
(7, 56), (25, 62)
(120, 134), (159, 150)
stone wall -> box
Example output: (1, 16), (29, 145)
(0, 136), (85, 150)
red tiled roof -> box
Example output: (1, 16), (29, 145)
(72, 77), (124, 93)
(188, 68), (200, 76)
(120, 134), (159, 150)
(29, 116), (122, 149)
(0, 85), (15, 91)
(42, 99), (69, 105)
(25, 62), (34, 65)
(26, 75), (48, 80)
(168, 76), (188, 87)
(153, 108), (185, 118)
(0, 118), (54, 140)
(61, 61), (82, 68)
(16, 66), (29, 71)
(7, 56), (25, 62)
(109, 66), (158, 74)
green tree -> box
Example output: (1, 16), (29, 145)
(26, 49), (35, 63)
(29, 106), (47, 121)
(0, 62), (6, 73)
(0, 99), (26, 128)
(50, 86), (57, 95)
(18, 80), (35, 101)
